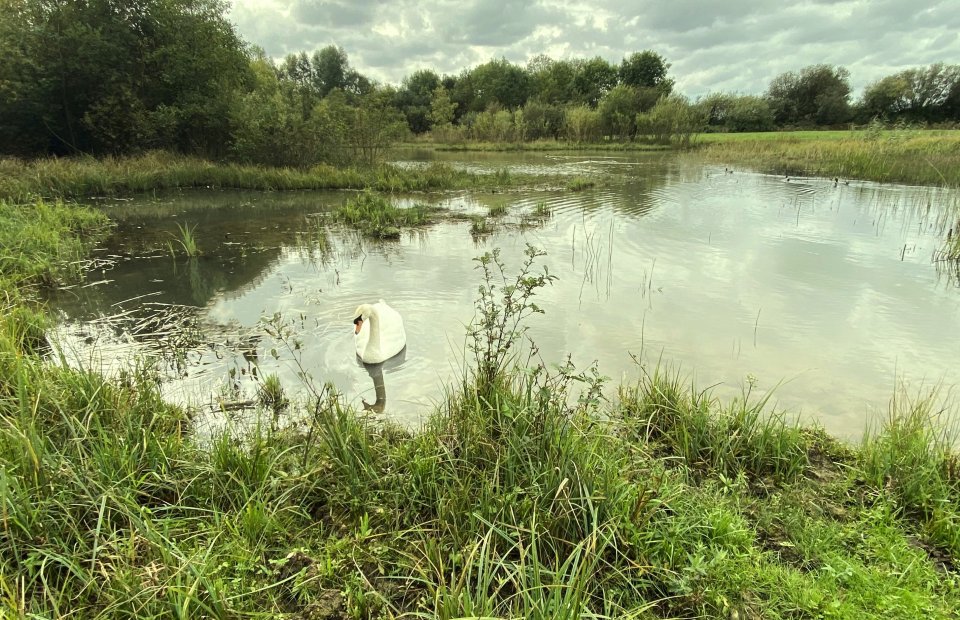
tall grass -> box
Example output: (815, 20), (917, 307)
(0, 198), (108, 287)
(861, 386), (960, 555)
(696, 130), (960, 186)
(619, 363), (811, 484)
(0, 152), (543, 202)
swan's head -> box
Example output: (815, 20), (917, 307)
(352, 304), (373, 334)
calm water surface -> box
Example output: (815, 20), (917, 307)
(49, 152), (960, 438)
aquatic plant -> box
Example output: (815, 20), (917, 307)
(487, 202), (508, 217)
(567, 177), (596, 191)
(167, 221), (201, 257)
(469, 215), (493, 237)
(334, 190), (440, 239)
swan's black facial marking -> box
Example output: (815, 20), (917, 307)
(353, 316), (362, 325)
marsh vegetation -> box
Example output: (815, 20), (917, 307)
(3, 205), (960, 617)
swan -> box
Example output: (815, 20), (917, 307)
(353, 300), (406, 364)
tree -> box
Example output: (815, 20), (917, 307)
(309, 45), (371, 98)
(619, 51), (673, 90)
(572, 57), (618, 107)
(527, 54), (577, 104)
(725, 96), (775, 132)
(231, 56), (315, 167)
(564, 105), (601, 142)
(395, 69), (441, 133)
(519, 100), (565, 139)
(346, 90), (409, 165)
(696, 92), (734, 129)
(0, 0), (251, 156)
(458, 58), (532, 113)
(859, 63), (960, 123)
(598, 85), (641, 140)
(429, 85), (457, 127)
(766, 64), (852, 127)
(636, 95), (706, 147)
(859, 75), (910, 121)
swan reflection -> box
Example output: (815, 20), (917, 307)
(359, 345), (406, 413)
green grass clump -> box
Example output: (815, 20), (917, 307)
(619, 364), (811, 485)
(469, 215), (493, 237)
(861, 386), (960, 556)
(487, 202), (508, 217)
(567, 177), (596, 191)
(0, 198), (108, 287)
(166, 221), (201, 257)
(333, 190), (441, 239)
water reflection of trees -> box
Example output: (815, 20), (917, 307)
(50, 247), (282, 315)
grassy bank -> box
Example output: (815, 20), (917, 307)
(0, 151), (549, 202)
(3, 204), (960, 618)
(696, 130), (960, 186)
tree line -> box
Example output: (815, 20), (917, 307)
(2, 0), (959, 166)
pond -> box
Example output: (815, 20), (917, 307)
(48, 151), (960, 439)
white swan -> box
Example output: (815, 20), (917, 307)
(353, 300), (406, 364)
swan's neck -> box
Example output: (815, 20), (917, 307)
(365, 310), (382, 354)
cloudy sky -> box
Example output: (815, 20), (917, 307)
(228, 0), (959, 98)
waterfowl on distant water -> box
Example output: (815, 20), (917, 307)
(353, 300), (406, 364)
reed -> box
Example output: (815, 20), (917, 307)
(0, 152), (551, 201)
(696, 130), (960, 186)
(166, 222), (201, 257)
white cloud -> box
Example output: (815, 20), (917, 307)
(228, 0), (960, 97)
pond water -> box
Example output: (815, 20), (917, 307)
(48, 151), (960, 439)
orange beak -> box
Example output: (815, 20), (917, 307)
(354, 318), (363, 334)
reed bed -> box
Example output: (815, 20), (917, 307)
(2, 203), (960, 618)
(697, 130), (960, 186)
(0, 152), (531, 202)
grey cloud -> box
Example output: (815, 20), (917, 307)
(433, 0), (562, 46)
(230, 0), (960, 96)
(292, 0), (382, 27)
